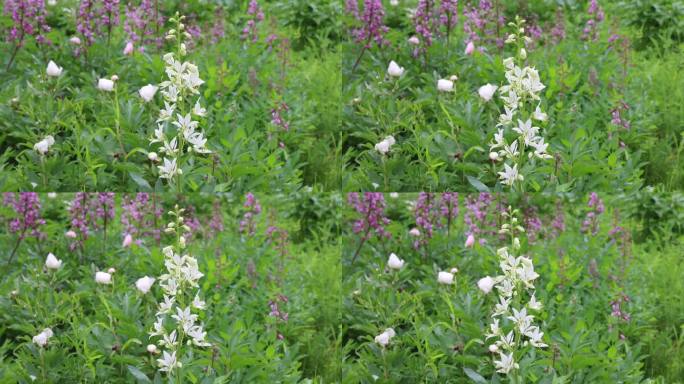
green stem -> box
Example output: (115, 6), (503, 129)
(383, 156), (388, 192)
(113, 88), (124, 154)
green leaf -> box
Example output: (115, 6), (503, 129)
(467, 176), (490, 192)
(463, 367), (487, 383)
(129, 172), (152, 190)
(127, 365), (152, 383)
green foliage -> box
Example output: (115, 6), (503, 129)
(341, 193), (683, 383)
(0, 193), (343, 382)
(618, 0), (684, 49)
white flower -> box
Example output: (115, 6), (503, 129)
(478, 276), (495, 294)
(123, 41), (134, 55)
(408, 36), (420, 45)
(157, 102), (175, 122)
(409, 228), (420, 237)
(97, 78), (115, 92)
(478, 84), (498, 101)
(192, 294), (206, 310)
(69, 36), (81, 45)
(528, 294), (542, 311)
(192, 100), (206, 117)
(46, 61), (63, 77)
(465, 41), (475, 55)
(530, 137), (552, 160)
(374, 328), (396, 347)
(32, 328), (53, 347)
(437, 271), (454, 285)
(95, 271), (112, 284)
(488, 344), (499, 353)
(160, 329), (177, 348)
(108, 267), (116, 274)
(122, 234), (133, 247)
(465, 234), (475, 248)
(525, 326), (547, 348)
(65, 230), (77, 238)
(146, 344), (157, 354)
(158, 157), (180, 179)
(157, 350), (181, 372)
(437, 79), (454, 92)
(187, 324), (211, 347)
(374, 135), (396, 155)
(389, 0), (398, 5)
(387, 61), (404, 77)
(494, 352), (519, 374)
(498, 163), (523, 186)
(489, 152), (500, 161)
(172, 306), (198, 333)
(513, 119), (539, 146)
(387, 253), (405, 270)
(34, 135), (55, 155)
(533, 105), (547, 121)
(136, 276), (156, 294)
(156, 295), (175, 316)
(45, 253), (62, 270)
(139, 84), (158, 102)
(148, 152), (159, 161)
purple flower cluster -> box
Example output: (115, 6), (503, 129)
(463, 193), (499, 245)
(548, 8), (566, 45)
(242, 0), (264, 42)
(581, 192), (605, 236)
(266, 225), (289, 259)
(412, 193), (459, 249)
(439, 0), (458, 32)
(523, 205), (543, 243)
(348, 0), (389, 48)
(413, 0), (437, 56)
(413, 192), (437, 249)
(271, 102), (290, 132)
(268, 294), (289, 322)
(240, 193), (262, 236)
(347, 192), (391, 240)
(3, 0), (51, 46)
(412, 0), (458, 56)
(67, 193), (115, 251)
(582, 0), (604, 42)
(123, 0), (163, 53)
(345, 0), (359, 18)
(2, 192), (45, 240)
(550, 201), (566, 238)
(181, 204), (202, 240)
(210, 6), (226, 44)
(610, 101), (631, 130)
(120, 193), (163, 245)
(610, 294), (631, 322)
(463, 0), (504, 50)
(76, 0), (121, 49)
(268, 294), (289, 340)
(207, 200), (224, 238)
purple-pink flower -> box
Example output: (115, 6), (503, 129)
(240, 193), (262, 236)
(123, 0), (163, 53)
(347, 192), (391, 240)
(2, 192), (46, 240)
(242, 0), (264, 42)
(348, 0), (389, 48)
